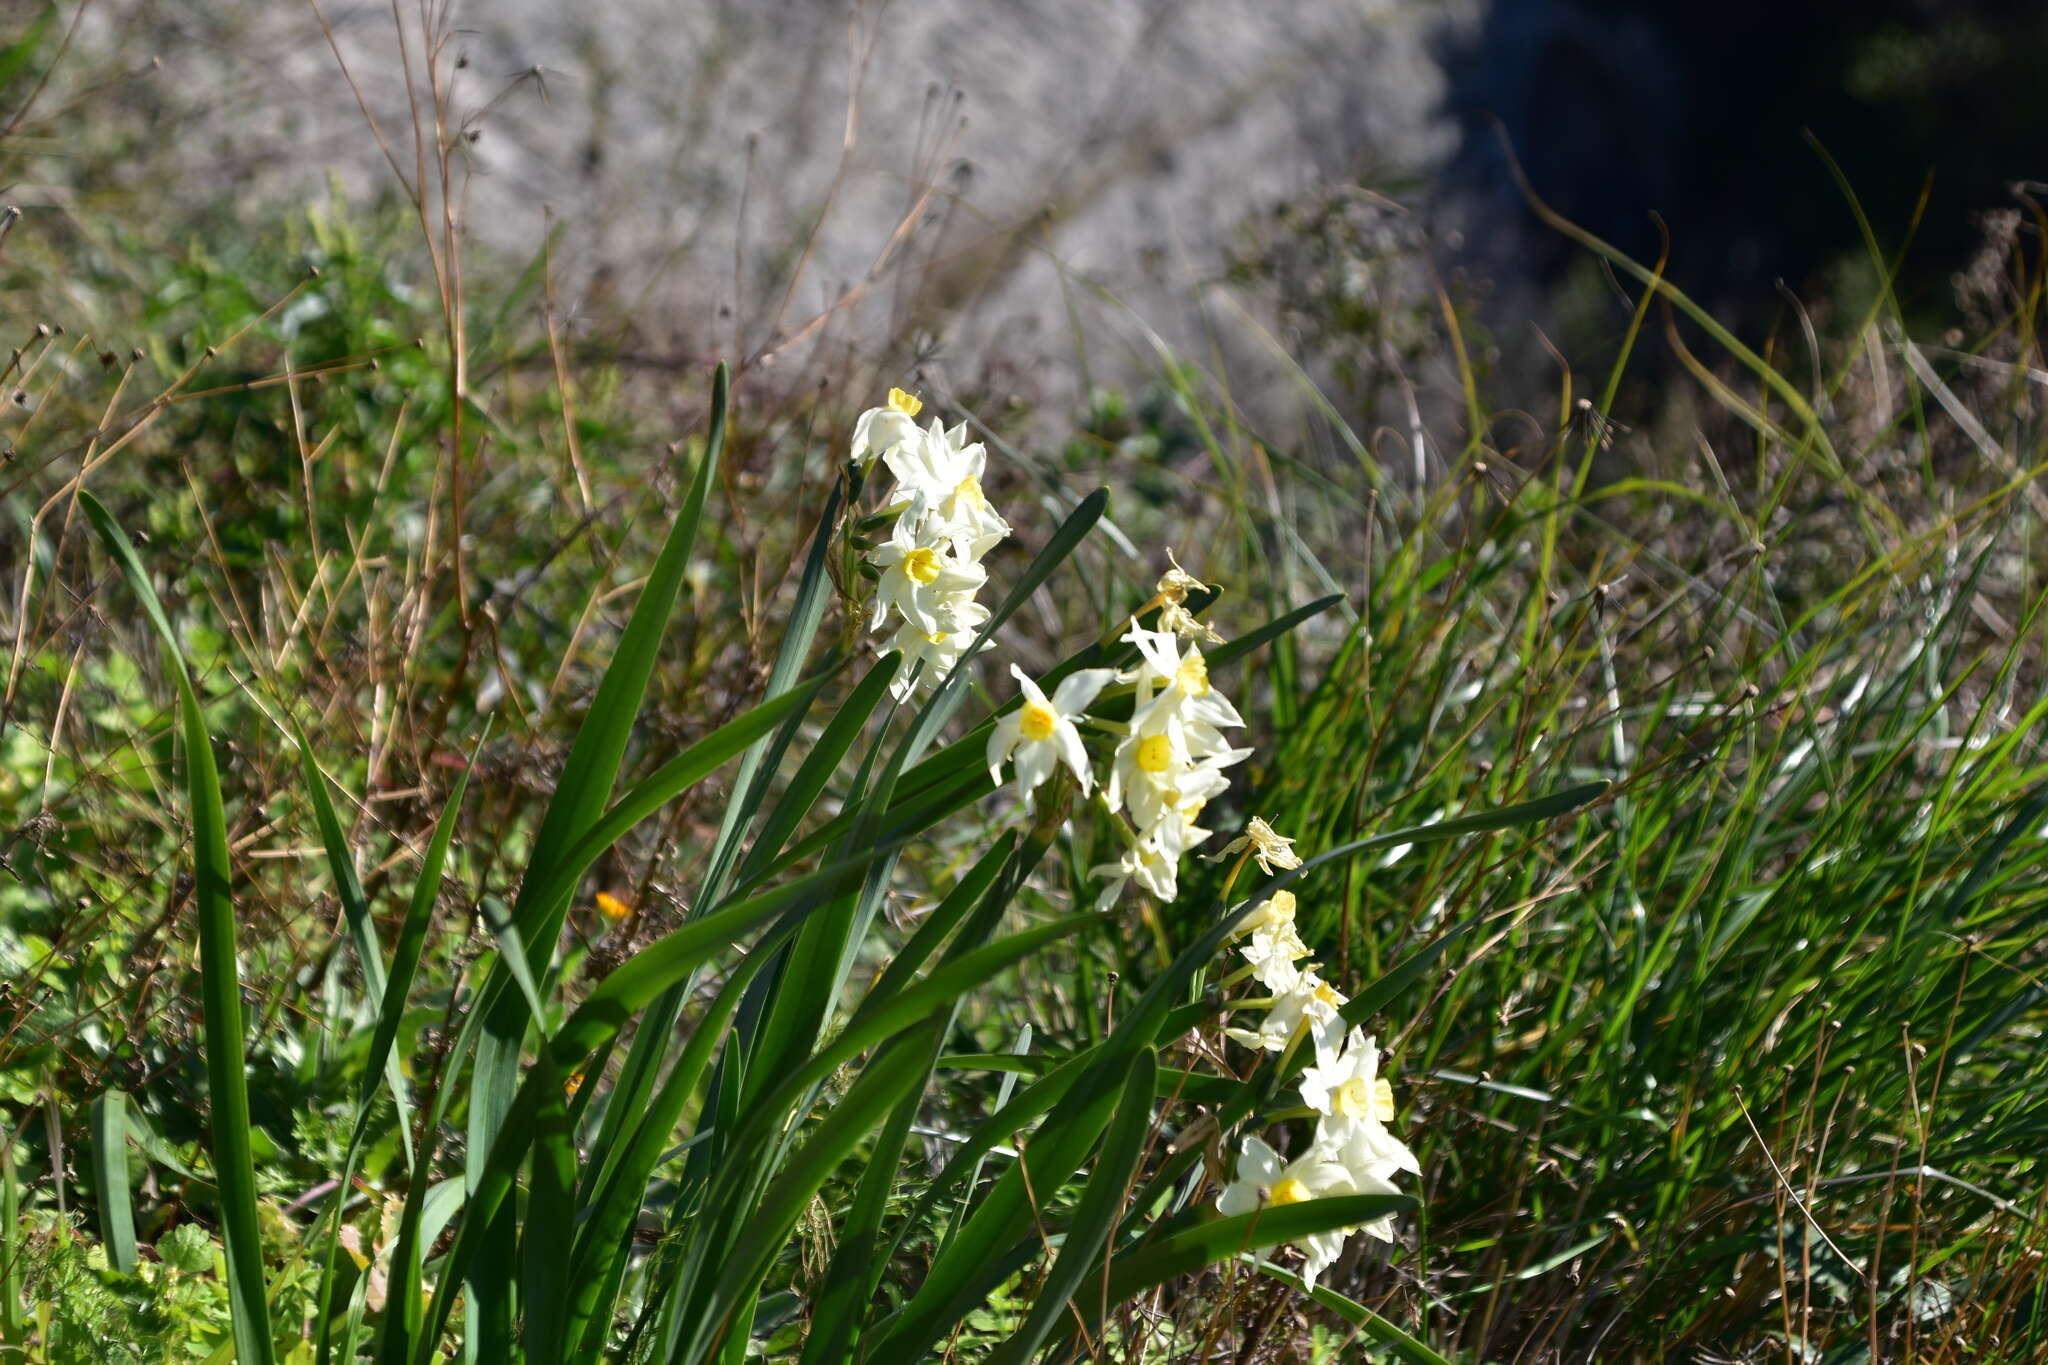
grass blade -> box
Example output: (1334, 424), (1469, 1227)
(294, 723), (412, 1158)
(81, 490), (276, 1365)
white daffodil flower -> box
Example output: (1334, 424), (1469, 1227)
(1239, 928), (1310, 990)
(1103, 716), (1247, 834)
(885, 420), (1010, 559)
(851, 387), (926, 467)
(1302, 1030), (1421, 1180)
(1225, 968), (1347, 1053)
(1122, 625), (1245, 762)
(1217, 1135), (1358, 1218)
(882, 598), (989, 700)
(1239, 911), (1310, 975)
(1090, 833), (1181, 910)
(1232, 889), (1300, 941)
(868, 517), (986, 635)
(1125, 624), (1242, 716)
(986, 666), (1115, 801)
(1215, 1134), (1380, 1289)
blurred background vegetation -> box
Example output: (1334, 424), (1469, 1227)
(3, 1), (2046, 1361)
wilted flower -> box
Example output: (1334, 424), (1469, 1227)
(1213, 816), (1302, 876)
(1155, 550), (1224, 642)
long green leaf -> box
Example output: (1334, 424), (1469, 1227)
(865, 1029), (1143, 1360)
(295, 724), (412, 1158)
(89, 1091), (137, 1275)
(522, 1051), (578, 1364)
(464, 364), (732, 1353)
(81, 490), (276, 1365)
(575, 470), (854, 1294)
(411, 858), (880, 1362)
(662, 915), (1104, 1360)
(1090, 1193), (1414, 1322)
(797, 836), (1027, 1365)
(317, 743), (474, 1365)
(511, 672), (834, 951)
(986, 1047), (1158, 1365)
(691, 1024), (944, 1363)
(1337, 917), (1481, 1032)
(1247, 1259), (1452, 1365)
(561, 919), (794, 1355)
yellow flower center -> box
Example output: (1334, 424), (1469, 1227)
(1019, 701), (1058, 742)
(1269, 1178), (1312, 1206)
(954, 473), (987, 509)
(887, 386), (923, 417)
(1313, 981), (1343, 1008)
(904, 547), (943, 584)
(923, 631), (948, 645)
(1175, 651), (1210, 696)
(1335, 1077), (1371, 1120)
(1135, 734), (1175, 773)
(595, 891), (632, 920)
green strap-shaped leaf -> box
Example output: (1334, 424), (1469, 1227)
(797, 835), (1029, 1365)
(89, 1090), (137, 1275)
(561, 926), (787, 1355)
(522, 1051), (579, 1363)
(410, 858), (881, 1363)
(80, 490), (276, 1365)
(690, 1023), (947, 1363)
(863, 1034), (1142, 1360)
(1087, 1194), (1414, 1327)
(985, 1047), (1159, 1365)
(658, 915), (1105, 1362)
(507, 672), (834, 952)
(460, 362), (731, 1360)
(1248, 1259), (1453, 1365)
(295, 727), (414, 1161)
(318, 743), (474, 1365)
(574, 471), (854, 1284)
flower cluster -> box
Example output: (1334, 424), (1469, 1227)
(977, 566), (1251, 905)
(852, 387), (1421, 1296)
(851, 389), (1250, 911)
(853, 388), (1011, 700)
(1217, 881), (1420, 1288)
